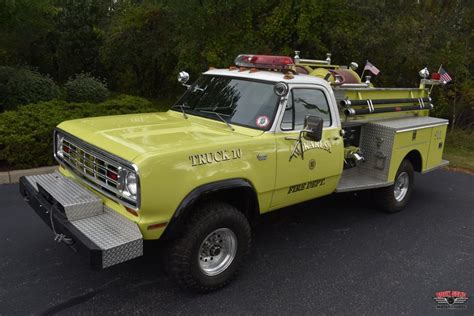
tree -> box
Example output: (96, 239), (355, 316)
(53, 0), (112, 81)
(0, 0), (57, 69)
(100, 4), (177, 96)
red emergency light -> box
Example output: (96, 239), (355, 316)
(234, 54), (294, 70)
(107, 170), (118, 181)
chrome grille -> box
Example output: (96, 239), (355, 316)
(61, 139), (121, 189)
(55, 130), (139, 209)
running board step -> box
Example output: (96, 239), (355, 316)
(336, 168), (393, 192)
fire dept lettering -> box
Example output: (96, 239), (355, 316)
(288, 178), (326, 194)
(189, 149), (242, 166)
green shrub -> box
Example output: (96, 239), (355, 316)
(0, 95), (160, 169)
(0, 66), (16, 111)
(2, 68), (60, 110)
(65, 73), (110, 103)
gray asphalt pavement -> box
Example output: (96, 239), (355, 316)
(0, 169), (473, 315)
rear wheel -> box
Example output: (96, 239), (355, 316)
(373, 159), (414, 213)
(167, 201), (251, 292)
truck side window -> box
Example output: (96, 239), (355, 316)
(281, 89), (331, 131)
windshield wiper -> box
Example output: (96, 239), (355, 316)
(198, 110), (235, 131)
(173, 104), (189, 119)
(195, 106), (233, 113)
(192, 85), (205, 92)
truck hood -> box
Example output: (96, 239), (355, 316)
(57, 110), (263, 162)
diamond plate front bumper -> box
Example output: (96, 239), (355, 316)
(19, 172), (143, 269)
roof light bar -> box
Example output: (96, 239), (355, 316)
(234, 54), (294, 70)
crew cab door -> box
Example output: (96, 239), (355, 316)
(270, 85), (344, 208)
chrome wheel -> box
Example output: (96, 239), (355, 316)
(198, 228), (237, 276)
(394, 171), (409, 202)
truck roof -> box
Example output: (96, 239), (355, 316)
(204, 68), (330, 87)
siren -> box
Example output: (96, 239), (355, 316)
(234, 54), (294, 70)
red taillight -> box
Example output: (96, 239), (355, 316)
(431, 73), (441, 80)
(107, 170), (118, 181)
(234, 54), (294, 70)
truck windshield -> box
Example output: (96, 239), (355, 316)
(172, 75), (280, 130)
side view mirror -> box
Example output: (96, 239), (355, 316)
(177, 71), (190, 88)
(303, 115), (323, 142)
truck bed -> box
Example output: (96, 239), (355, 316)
(336, 116), (449, 193)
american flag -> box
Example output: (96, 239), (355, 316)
(364, 60), (380, 75)
(439, 66), (452, 83)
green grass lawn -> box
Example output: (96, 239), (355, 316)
(444, 129), (474, 173)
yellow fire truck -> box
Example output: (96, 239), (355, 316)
(20, 52), (448, 292)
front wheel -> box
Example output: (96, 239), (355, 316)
(167, 201), (251, 292)
(373, 159), (414, 213)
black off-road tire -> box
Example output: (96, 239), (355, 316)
(373, 159), (414, 213)
(167, 201), (251, 293)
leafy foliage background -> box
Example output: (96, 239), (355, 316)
(0, 95), (159, 168)
(0, 67), (60, 110)
(64, 73), (109, 103)
(0, 0), (473, 126)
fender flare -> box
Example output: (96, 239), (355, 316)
(162, 178), (259, 239)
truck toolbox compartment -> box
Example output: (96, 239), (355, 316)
(337, 116), (449, 192)
(19, 172), (143, 269)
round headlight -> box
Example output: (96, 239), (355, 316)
(126, 172), (137, 196)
